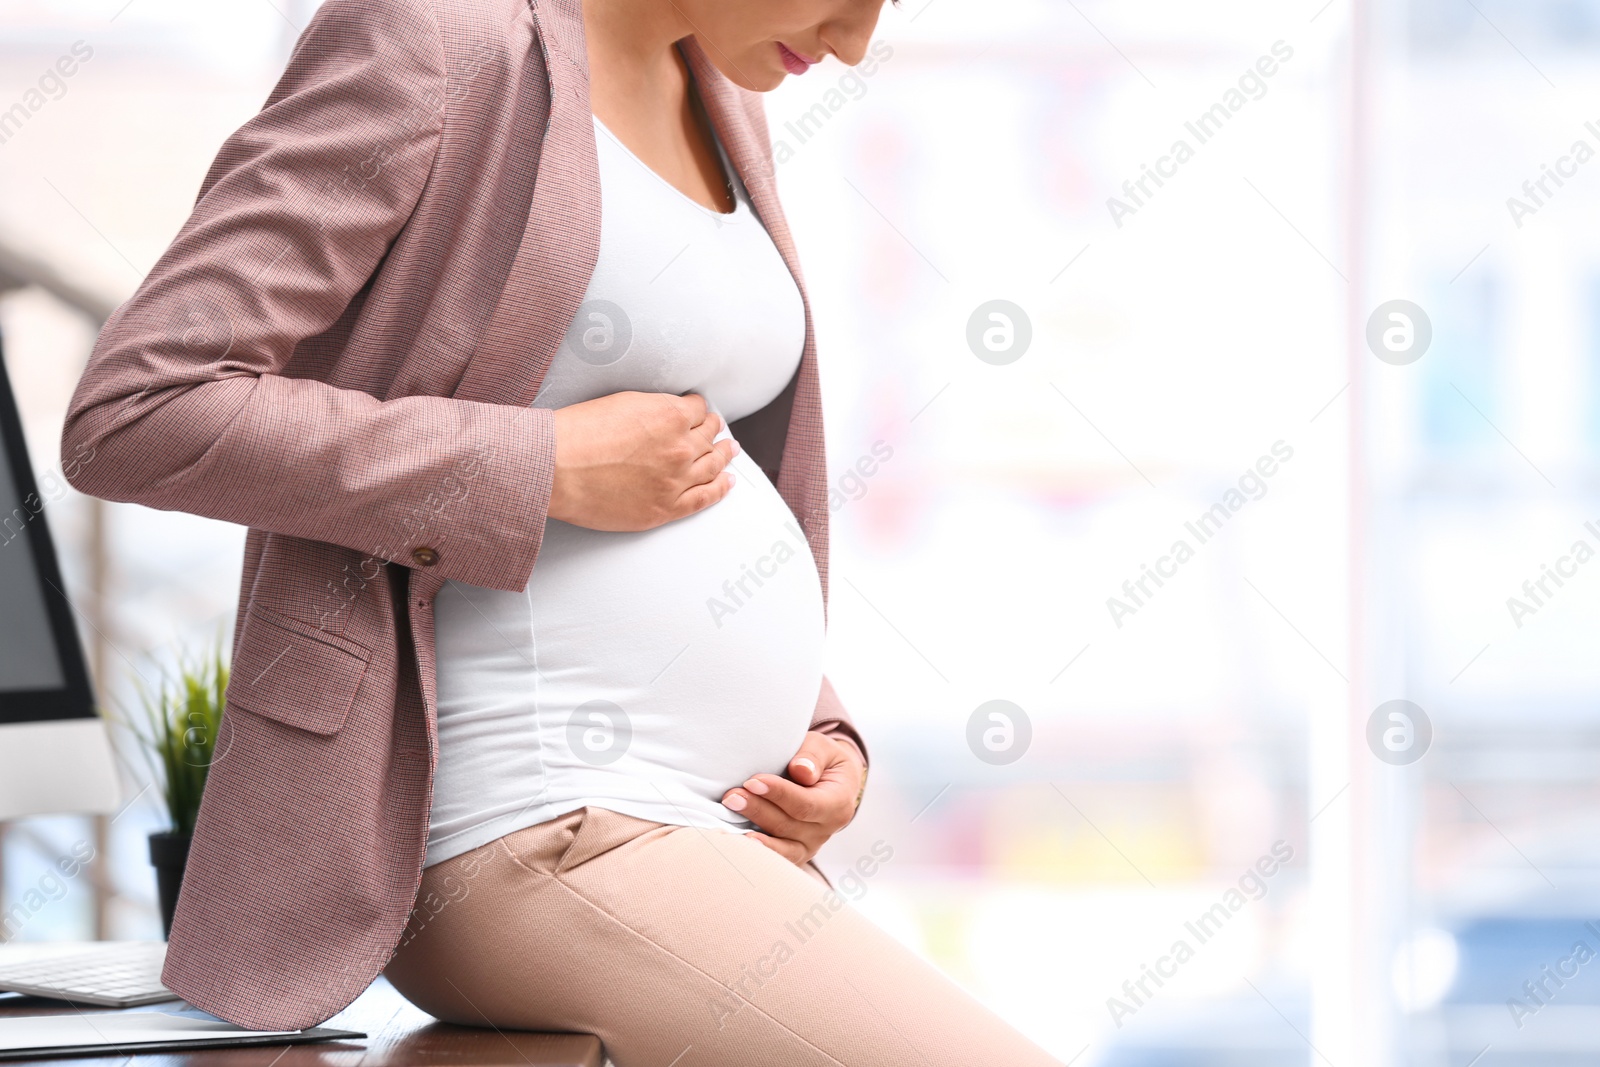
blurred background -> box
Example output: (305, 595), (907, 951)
(4, 0), (1600, 1063)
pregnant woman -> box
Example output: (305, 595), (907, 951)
(63, 0), (1061, 1063)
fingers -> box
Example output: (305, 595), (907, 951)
(724, 732), (862, 868)
(787, 731), (842, 786)
(663, 394), (737, 521)
(728, 794), (834, 870)
(657, 393), (725, 454)
(690, 410), (725, 446)
(742, 773), (824, 823)
(667, 391), (710, 424)
(724, 773), (853, 837)
(671, 393), (724, 442)
(672, 469), (735, 518)
(686, 438), (738, 485)
(724, 785), (808, 839)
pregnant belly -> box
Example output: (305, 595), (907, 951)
(430, 451), (825, 810)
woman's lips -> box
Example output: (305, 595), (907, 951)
(777, 42), (815, 75)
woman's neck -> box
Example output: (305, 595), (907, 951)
(581, 0), (738, 216)
(584, 0), (692, 100)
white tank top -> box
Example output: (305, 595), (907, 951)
(423, 113), (825, 867)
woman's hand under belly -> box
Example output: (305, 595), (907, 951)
(720, 729), (867, 865)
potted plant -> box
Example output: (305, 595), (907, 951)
(106, 636), (229, 938)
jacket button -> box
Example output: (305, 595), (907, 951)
(411, 547), (439, 567)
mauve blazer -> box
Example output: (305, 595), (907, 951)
(61, 0), (867, 1031)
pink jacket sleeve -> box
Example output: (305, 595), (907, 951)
(60, 0), (557, 594)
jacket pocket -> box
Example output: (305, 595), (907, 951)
(226, 606), (372, 735)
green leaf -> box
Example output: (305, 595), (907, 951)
(103, 629), (229, 838)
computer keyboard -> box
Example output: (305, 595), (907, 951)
(0, 941), (178, 1008)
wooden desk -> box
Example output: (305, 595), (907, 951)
(0, 976), (604, 1067)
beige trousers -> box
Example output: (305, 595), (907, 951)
(382, 806), (1062, 1067)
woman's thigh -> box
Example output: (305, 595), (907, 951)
(382, 806), (1061, 1067)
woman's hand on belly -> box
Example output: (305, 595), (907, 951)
(719, 731), (866, 865)
(550, 391), (739, 531)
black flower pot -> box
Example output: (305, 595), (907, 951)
(148, 831), (192, 939)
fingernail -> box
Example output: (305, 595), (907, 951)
(795, 758), (816, 775)
(744, 778), (768, 795)
(723, 793), (747, 811)
(732, 440), (743, 456)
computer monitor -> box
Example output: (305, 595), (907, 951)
(0, 326), (120, 820)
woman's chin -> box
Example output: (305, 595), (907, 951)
(735, 69), (790, 93)
(705, 50), (790, 93)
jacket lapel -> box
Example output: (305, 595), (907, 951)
(450, 0), (599, 413)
